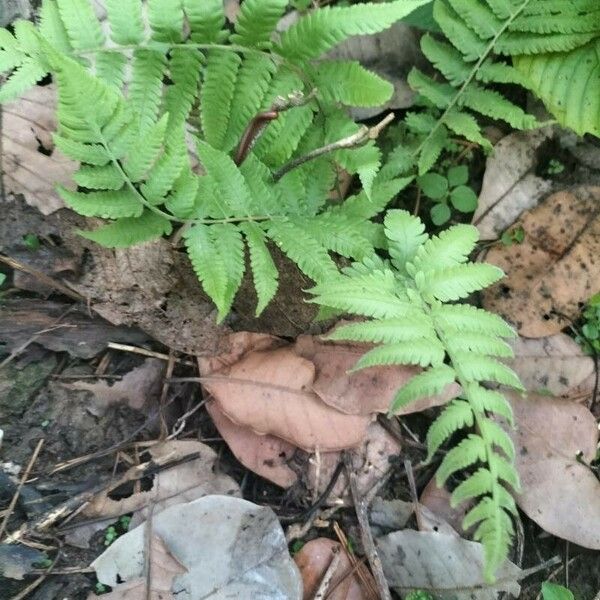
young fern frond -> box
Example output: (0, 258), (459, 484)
(309, 210), (525, 581)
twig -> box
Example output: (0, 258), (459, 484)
(404, 459), (422, 528)
(343, 451), (392, 600)
(0, 439), (44, 540)
(273, 113), (395, 181)
(167, 400), (207, 440)
(312, 548), (342, 600)
(159, 352), (176, 439)
(107, 343), (196, 366)
(0, 254), (84, 302)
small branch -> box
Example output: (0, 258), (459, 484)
(273, 113), (395, 181)
(343, 451), (392, 600)
(312, 548), (342, 600)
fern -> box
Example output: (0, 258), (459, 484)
(394, 0), (600, 176)
(309, 210), (524, 581)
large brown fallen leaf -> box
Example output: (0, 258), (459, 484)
(473, 128), (553, 240)
(294, 538), (366, 600)
(482, 187), (600, 337)
(206, 400), (299, 488)
(508, 392), (600, 549)
(2, 85), (76, 215)
(202, 346), (371, 452)
(91, 495), (302, 599)
(377, 530), (523, 599)
(506, 334), (595, 397)
(295, 335), (459, 415)
(88, 535), (186, 600)
(82, 441), (240, 527)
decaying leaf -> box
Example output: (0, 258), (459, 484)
(305, 422), (401, 502)
(508, 392), (600, 549)
(506, 334), (595, 396)
(2, 85), (76, 215)
(377, 530), (523, 599)
(88, 535), (186, 600)
(295, 335), (459, 416)
(91, 495), (302, 599)
(370, 498), (414, 534)
(63, 359), (164, 415)
(0, 543), (45, 580)
(419, 478), (467, 535)
(482, 187), (600, 337)
(202, 346), (371, 452)
(473, 128), (553, 240)
(206, 401), (299, 488)
(82, 441), (240, 527)
(294, 538), (366, 600)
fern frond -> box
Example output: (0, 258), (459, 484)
(140, 141), (187, 204)
(390, 365), (457, 413)
(451, 467), (494, 505)
(200, 50), (242, 149)
(58, 187), (143, 218)
(426, 399), (474, 460)
(230, 0), (288, 49)
(466, 383), (514, 425)
(52, 135), (111, 165)
(455, 353), (524, 389)
(148, 0), (184, 43)
(444, 332), (513, 358)
(0, 58), (48, 103)
(266, 220), (338, 283)
(436, 433), (486, 483)
(165, 168), (199, 218)
(238, 154), (280, 216)
(326, 317), (434, 345)
(418, 263), (504, 302)
(314, 61), (394, 107)
(240, 222), (279, 316)
(164, 48), (203, 129)
(383, 210), (427, 272)
(57, 0), (104, 51)
(78, 210), (172, 247)
(354, 338), (446, 370)
(104, 0), (144, 45)
(278, 0), (432, 61)
(183, 0), (226, 43)
(123, 114), (168, 182)
(432, 304), (516, 338)
(129, 49), (168, 133)
(38, 1), (72, 54)
(73, 164), (124, 190)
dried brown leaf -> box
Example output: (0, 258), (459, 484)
(295, 335), (459, 415)
(508, 392), (600, 549)
(83, 441), (240, 525)
(203, 346), (371, 452)
(206, 401), (298, 488)
(294, 538), (367, 600)
(473, 128), (552, 240)
(506, 334), (595, 396)
(2, 85), (76, 215)
(482, 187), (600, 337)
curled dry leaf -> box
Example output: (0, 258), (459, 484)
(305, 422), (401, 503)
(2, 85), (76, 215)
(82, 441), (240, 527)
(63, 358), (164, 415)
(507, 392), (600, 549)
(482, 187), (600, 337)
(419, 478), (468, 535)
(506, 334), (595, 397)
(473, 128), (553, 240)
(202, 346), (371, 452)
(92, 495), (302, 599)
(206, 401), (298, 488)
(88, 535), (186, 600)
(377, 530), (523, 599)
(295, 335), (459, 416)
(294, 538), (366, 600)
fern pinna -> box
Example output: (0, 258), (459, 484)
(0, 0), (430, 320)
(309, 211), (524, 581)
(395, 0), (600, 176)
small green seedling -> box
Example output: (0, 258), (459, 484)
(417, 165), (478, 225)
(545, 158), (565, 176)
(576, 292), (600, 355)
(94, 582), (109, 595)
(103, 515), (132, 546)
(290, 540), (305, 554)
(406, 591), (435, 600)
(542, 582), (574, 600)
(22, 233), (40, 251)
(500, 225), (525, 246)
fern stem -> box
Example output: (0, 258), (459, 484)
(413, 0), (532, 160)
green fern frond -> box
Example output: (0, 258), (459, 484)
(165, 48), (203, 129)
(73, 164), (124, 190)
(123, 114), (168, 182)
(52, 135), (111, 165)
(309, 211), (523, 581)
(58, 187), (143, 218)
(57, 0), (104, 51)
(230, 0), (288, 49)
(129, 49), (168, 133)
(148, 0), (184, 43)
(240, 222), (279, 316)
(183, 0), (226, 43)
(38, 1), (72, 53)
(104, 0), (144, 45)
(165, 168), (199, 219)
(278, 0), (432, 61)
(79, 210), (172, 247)
(0, 58), (48, 102)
